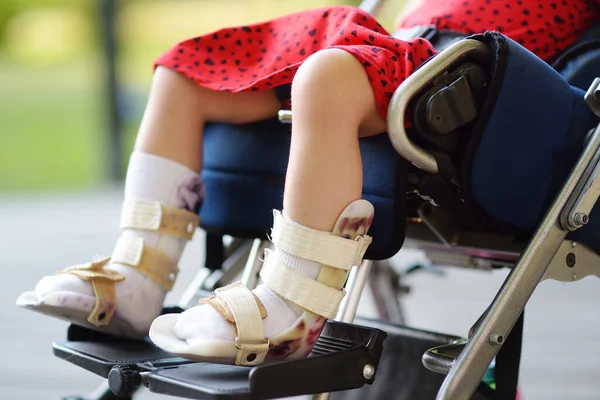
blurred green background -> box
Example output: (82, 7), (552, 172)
(0, 0), (407, 193)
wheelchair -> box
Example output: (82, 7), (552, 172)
(41, 2), (600, 399)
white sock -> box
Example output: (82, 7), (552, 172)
(122, 152), (204, 260)
(35, 152), (203, 333)
(173, 214), (322, 342)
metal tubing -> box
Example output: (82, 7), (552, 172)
(311, 260), (373, 400)
(358, 0), (385, 15)
(336, 260), (373, 323)
(368, 260), (405, 324)
(387, 39), (491, 174)
(278, 110), (292, 124)
(177, 267), (212, 309)
(241, 239), (270, 290)
(437, 123), (600, 399)
(179, 240), (252, 308)
(202, 240), (254, 291)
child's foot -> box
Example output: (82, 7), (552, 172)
(16, 152), (203, 338)
(16, 202), (199, 338)
(150, 200), (374, 365)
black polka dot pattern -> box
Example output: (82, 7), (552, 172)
(398, 0), (600, 61)
(155, 6), (434, 119)
(155, 2), (599, 119)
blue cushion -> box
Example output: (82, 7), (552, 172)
(199, 34), (600, 260)
(200, 119), (406, 260)
(469, 35), (599, 251)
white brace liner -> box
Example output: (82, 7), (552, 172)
(214, 282), (269, 365)
(121, 199), (163, 231)
(260, 250), (344, 319)
(271, 210), (372, 271)
(112, 236), (144, 266)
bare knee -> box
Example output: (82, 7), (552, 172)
(291, 49), (385, 136)
(154, 65), (195, 88)
(153, 66), (213, 104)
(147, 66), (207, 122)
(292, 49), (370, 121)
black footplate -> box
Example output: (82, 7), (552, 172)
(53, 320), (387, 400)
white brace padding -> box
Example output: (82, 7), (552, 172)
(121, 199), (163, 231)
(112, 236), (144, 266)
(260, 250), (345, 319)
(271, 210), (372, 271)
(214, 282), (269, 366)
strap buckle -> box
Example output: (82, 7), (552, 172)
(234, 336), (270, 365)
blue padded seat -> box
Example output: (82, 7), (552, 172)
(200, 118), (406, 260)
(199, 32), (600, 261)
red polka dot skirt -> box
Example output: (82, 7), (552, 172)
(155, 1), (600, 119)
(399, 0), (600, 62)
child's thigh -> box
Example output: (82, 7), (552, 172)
(151, 66), (281, 124)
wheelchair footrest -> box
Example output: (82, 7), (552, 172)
(421, 341), (466, 375)
(53, 320), (387, 399)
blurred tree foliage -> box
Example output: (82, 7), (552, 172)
(0, 0), (365, 46)
(0, 0), (90, 42)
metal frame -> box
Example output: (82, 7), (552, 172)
(194, 235), (376, 400)
(357, 0), (385, 15)
(367, 260), (406, 324)
(542, 240), (600, 282)
(385, 36), (600, 398)
(70, 0), (600, 397)
(387, 39), (491, 174)
(436, 119), (600, 399)
(179, 237), (254, 309)
(252, 37), (600, 400)
(311, 260), (374, 400)
(241, 239), (271, 289)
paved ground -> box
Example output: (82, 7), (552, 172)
(2, 186), (599, 399)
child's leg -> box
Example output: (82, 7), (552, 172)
(18, 67), (281, 338)
(150, 49), (385, 362)
(283, 49), (385, 231)
(135, 66), (281, 172)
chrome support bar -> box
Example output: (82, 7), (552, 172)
(241, 239), (270, 290)
(387, 39), (491, 174)
(336, 260), (373, 323)
(358, 0), (385, 15)
(278, 110), (292, 124)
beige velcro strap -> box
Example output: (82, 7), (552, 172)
(200, 293), (268, 323)
(111, 236), (178, 291)
(214, 282), (269, 366)
(59, 257), (124, 327)
(87, 279), (118, 326)
(121, 199), (200, 241)
(260, 250), (345, 319)
(271, 210), (372, 270)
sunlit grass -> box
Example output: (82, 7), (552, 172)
(0, 56), (105, 192)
